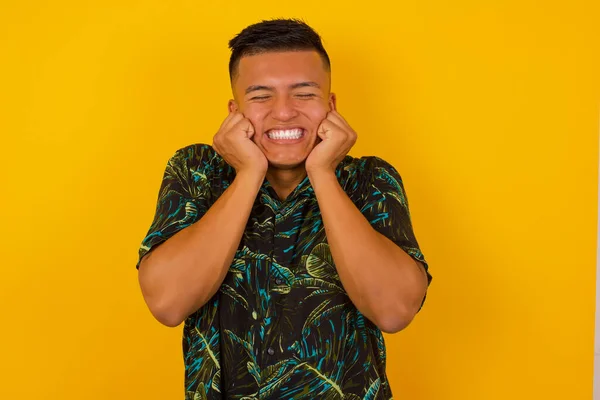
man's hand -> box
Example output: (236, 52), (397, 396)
(305, 111), (357, 176)
(212, 112), (268, 177)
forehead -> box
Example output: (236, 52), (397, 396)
(234, 51), (329, 90)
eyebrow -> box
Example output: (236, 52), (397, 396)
(245, 81), (321, 95)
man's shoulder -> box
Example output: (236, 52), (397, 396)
(164, 144), (234, 190)
(339, 154), (398, 179)
(169, 143), (229, 171)
(170, 143), (218, 164)
(336, 155), (403, 200)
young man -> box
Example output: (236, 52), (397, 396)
(137, 18), (431, 400)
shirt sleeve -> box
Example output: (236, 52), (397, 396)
(136, 145), (214, 269)
(359, 157), (432, 287)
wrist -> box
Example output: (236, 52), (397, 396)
(234, 169), (266, 192)
(307, 168), (338, 190)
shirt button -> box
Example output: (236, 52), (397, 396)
(267, 347), (275, 356)
(275, 278), (284, 285)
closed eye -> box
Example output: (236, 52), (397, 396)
(295, 93), (317, 99)
(250, 95), (271, 101)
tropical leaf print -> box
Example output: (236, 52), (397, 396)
(223, 329), (254, 359)
(364, 378), (381, 400)
(373, 166), (406, 206)
(295, 277), (343, 293)
(219, 284), (249, 310)
(138, 145), (429, 399)
(261, 359), (292, 383)
(191, 381), (207, 400)
(306, 243), (338, 280)
(303, 300), (350, 333)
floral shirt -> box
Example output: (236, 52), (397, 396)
(137, 144), (431, 399)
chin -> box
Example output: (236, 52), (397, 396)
(267, 157), (307, 170)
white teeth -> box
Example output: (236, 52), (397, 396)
(267, 129), (303, 140)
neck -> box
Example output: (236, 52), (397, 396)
(265, 166), (307, 201)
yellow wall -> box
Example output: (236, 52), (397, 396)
(1, 1), (598, 399)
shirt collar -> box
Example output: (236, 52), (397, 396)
(260, 174), (313, 209)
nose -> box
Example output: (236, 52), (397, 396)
(270, 95), (298, 121)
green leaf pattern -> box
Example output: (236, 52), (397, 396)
(138, 145), (430, 399)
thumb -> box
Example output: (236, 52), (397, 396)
(232, 118), (255, 139)
(317, 120), (333, 140)
(244, 122), (256, 139)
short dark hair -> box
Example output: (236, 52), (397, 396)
(228, 19), (331, 81)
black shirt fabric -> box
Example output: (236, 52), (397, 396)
(137, 144), (431, 399)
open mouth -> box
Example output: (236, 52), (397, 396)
(265, 128), (305, 141)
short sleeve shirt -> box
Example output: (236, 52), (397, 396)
(138, 144), (431, 400)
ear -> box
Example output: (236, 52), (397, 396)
(328, 93), (337, 112)
(228, 99), (238, 114)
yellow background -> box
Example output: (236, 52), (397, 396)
(1, 1), (599, 399)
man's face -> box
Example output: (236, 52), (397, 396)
(230, 50), (336, 170)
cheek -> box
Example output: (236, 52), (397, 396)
(241, 107), (267, 133)
(296, 100), (329, 122)
(305, 106), (328, 127)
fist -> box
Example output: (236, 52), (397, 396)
(305, 111), (357, 175)
(212, 112), (268, 176)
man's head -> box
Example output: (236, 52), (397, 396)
(227, 19), (336, 170)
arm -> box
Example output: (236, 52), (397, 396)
(138, 111), (266, 327)
(308, 169), (428, 333)
(305, 110), (429, 333)
(138, 170), (262, 327)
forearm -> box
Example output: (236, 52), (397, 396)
(138, 171), (263, 327)
(309, 171), (428, 333)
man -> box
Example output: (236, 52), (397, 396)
(137, 18), (431, 400)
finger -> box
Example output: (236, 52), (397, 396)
(326, 110), (349, 129)
(316, 119), (335, 140)
(222, 112), (244, 132)
(245, 121), (256, 139)
(232, 118), (256, 139)
(327, 111), (357, 143)
(214, 113), (243, 152)
(218, 111), (238, 132)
